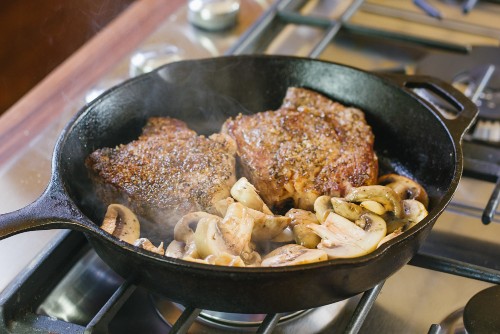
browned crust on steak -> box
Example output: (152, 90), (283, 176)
(86, 117), (236, 229)
(222, 87), (378, 211)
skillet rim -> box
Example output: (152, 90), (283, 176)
(56, 54), (464, 274)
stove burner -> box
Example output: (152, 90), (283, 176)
(436, 285), (500, 334)
(463, 285), (500, 333)
(150, 293), (349, 333)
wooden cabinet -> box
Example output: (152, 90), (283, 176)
(0, 0), (135, 114)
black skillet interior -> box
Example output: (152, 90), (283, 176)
(63, 55), (457, 223)
(53, 55), (465, 312)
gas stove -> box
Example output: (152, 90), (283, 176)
(1, 1), (500, 333)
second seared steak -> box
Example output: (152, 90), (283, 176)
(222, 87), (378, 211)
(86, 117), (237, 232)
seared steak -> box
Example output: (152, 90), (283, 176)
(222, 87), (378, 211)
(86, 117), (237, 232)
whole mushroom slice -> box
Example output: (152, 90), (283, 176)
(344, 185), (403, 219)
(261, 244), (328, 267)
(378, 174), (429, 208)
(134, 238), (164, 255)
(230, 177), (272, 214)
(286, 208), (321, 249)
(101, 204), (140, 244)
(308, 212), (386, 259)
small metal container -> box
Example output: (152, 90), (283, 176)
(187, 0), (240, 31)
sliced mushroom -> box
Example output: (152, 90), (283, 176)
(246, 207), (290, 241)
(214, 197), (235, 217)
(286, 208), (321, 249)
(193, 216), (229, 259)
(207, 253), (246, 267)
(377, 228), (403, 248)
(270, 227), (295, 243)
(261, 244), (328, 267)
(230, 177), (272, 214)
(359, 200), (387, 216)
(173, 211), (219, 242)
(314, 195), (334, 223)
(344, 185), (403, 218)
(402, 199), (428, 226)
(101, 204), (140, 244)
(166, 211), (220, 260)
(378, 174), (429, 208)
(308, 212), (386, 259)
(134, 238), (164, 255)
(383, 199), (428, 234)
(385, 217), (410, 234)
(165, 240), (187, 258)
(193, 202), (259, 265)
(218, 202), (255, 255)
(180, 252), (246, 267)
(330, 197), (363, 221)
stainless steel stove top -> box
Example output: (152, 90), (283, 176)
(1, 1), (499, 333)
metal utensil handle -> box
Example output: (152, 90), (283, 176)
(0, 178), (95, 240)
(383, 73), (479, 141)
(482, 174), (500, 225)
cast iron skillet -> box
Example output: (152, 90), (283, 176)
(0, 55), (477, 313)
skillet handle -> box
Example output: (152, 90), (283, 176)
(382, 74), (478, 141)
(0, 177), (99, 240)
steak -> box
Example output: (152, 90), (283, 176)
(222, 87), (378, 211)
(86, 117), (237, 235)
